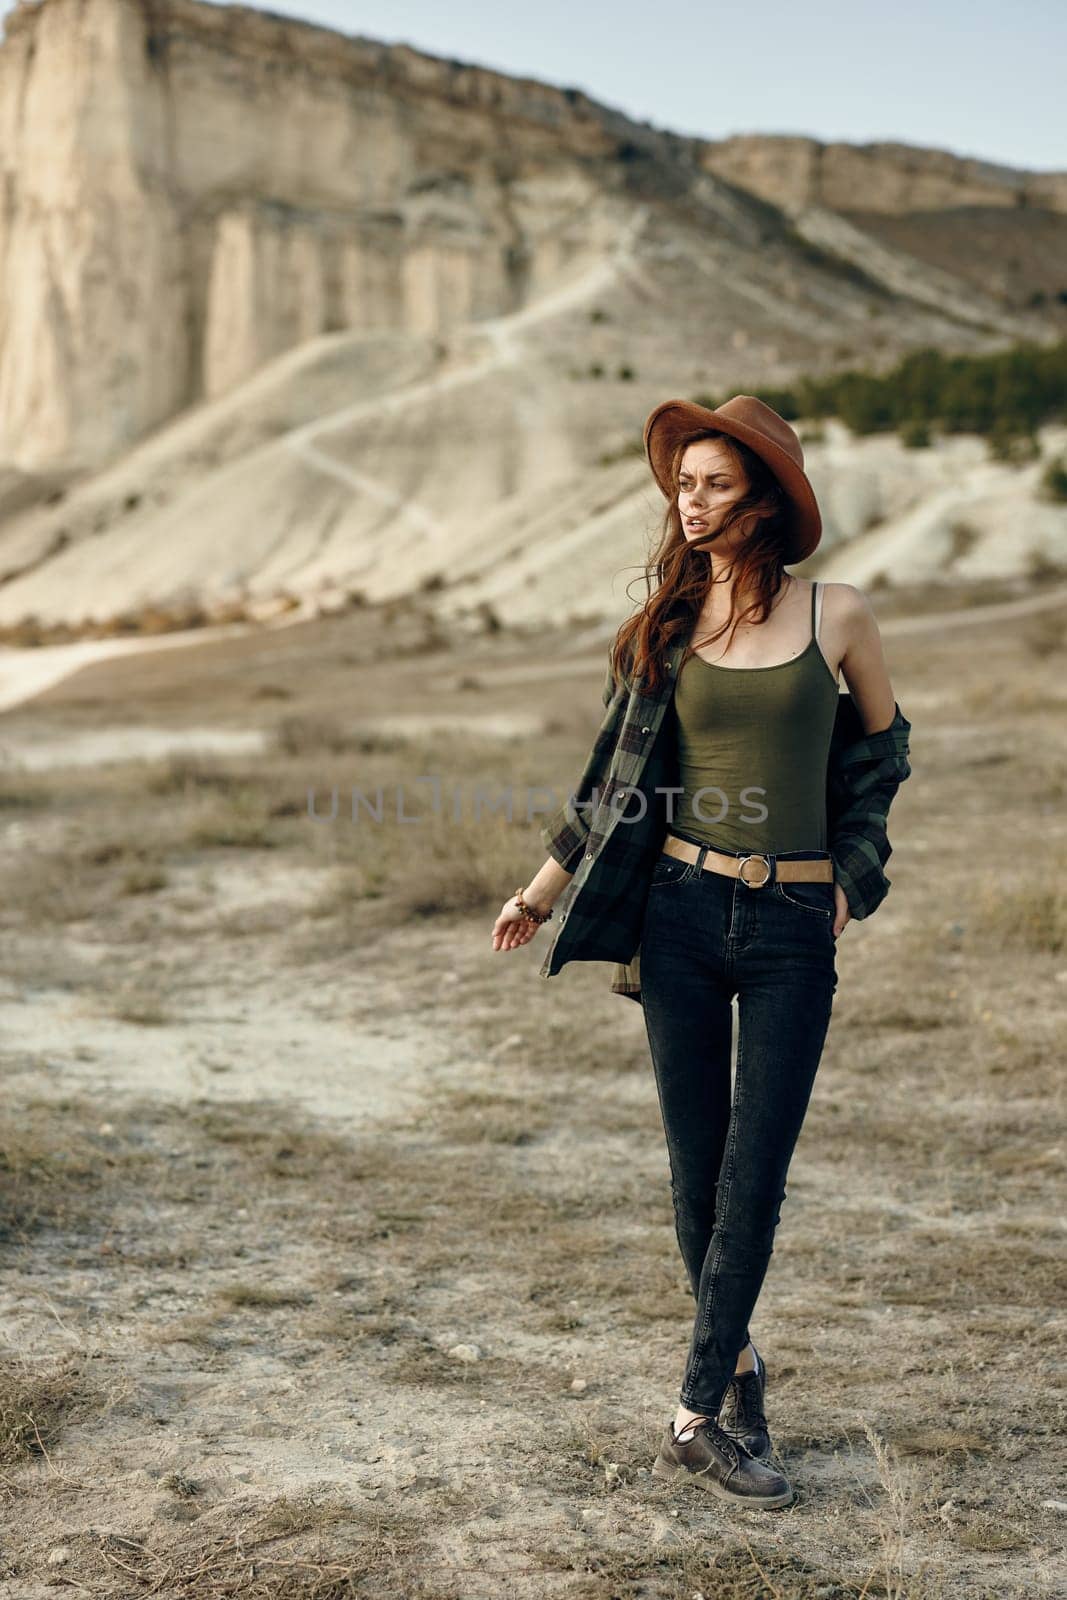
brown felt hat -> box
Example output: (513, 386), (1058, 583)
(643, 394), (822, 563)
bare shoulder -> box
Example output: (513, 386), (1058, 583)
(816, 580), (873, 616)
(810, 582), (886, 686)
(817, 581), (881, 638)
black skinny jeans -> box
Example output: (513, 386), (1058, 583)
(639, 836), (839, 1417)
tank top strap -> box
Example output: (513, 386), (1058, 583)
(810, 579), (818, 644)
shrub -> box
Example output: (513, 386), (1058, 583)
(1038, 454), (1067, 502)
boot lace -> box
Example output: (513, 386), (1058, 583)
(681, 1415), (755, 1467)
(729, 1370), (768, 1431)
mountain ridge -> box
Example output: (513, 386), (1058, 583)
(0, 0), (1064, 634)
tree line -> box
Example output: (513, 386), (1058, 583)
(697, 339), (1067, 463)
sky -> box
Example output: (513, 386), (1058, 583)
(1, 0), (1063, 172)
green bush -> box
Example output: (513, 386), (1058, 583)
(1038, 454), (1067, 502)
(987, 426), (1041, 465)
(700, 339), (1067, 447)
(656, 343), (1066, 464)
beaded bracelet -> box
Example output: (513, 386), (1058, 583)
(514, 887), (553, 924)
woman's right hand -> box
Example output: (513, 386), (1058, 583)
(492, 894), (549, 952)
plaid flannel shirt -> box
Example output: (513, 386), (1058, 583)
(538, 625), (912, 1004)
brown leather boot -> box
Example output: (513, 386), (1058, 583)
(718, 1343), (772, 1460)
(651, 1413), (794, 1508)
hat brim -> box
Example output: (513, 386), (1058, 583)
(643, 399), (822, 563)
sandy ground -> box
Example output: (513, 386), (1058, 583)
(1, 594), (1065, 1598)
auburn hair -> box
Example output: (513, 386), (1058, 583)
(610, 429), (797, 697)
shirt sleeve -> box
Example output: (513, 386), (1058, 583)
(540, 648), (624, 869)
(828, 731), (912, 919)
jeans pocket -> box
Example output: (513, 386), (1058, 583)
(649, 853), (695, 889)
(773, 878), (835, 918)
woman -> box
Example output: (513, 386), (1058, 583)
(491, 395), (912, 1511)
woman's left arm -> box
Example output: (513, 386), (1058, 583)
(837, 585), (898, 735)
(827, 585), (913, 933)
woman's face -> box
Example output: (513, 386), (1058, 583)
(677, 439), (758, 551)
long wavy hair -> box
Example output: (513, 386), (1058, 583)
(610, 428), (799, 697)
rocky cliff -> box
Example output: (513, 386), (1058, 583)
(0, 0), (1064, 637)
(699, 134), (1067, 217)
(3, 0), (1064, 485)
(0, 0), (688, 474)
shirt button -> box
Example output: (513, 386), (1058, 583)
(559, 912), (566, 922)
(585, 852), (594, 860)
(641, 726), (650, 734)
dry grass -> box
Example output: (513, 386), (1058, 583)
(965, 876), (1067, 954)
(14, 1489), (450, 1598)
(1020, 611), (1067, 658)
(0, 1355), (116, 1467)
(1, 588), (1064, 1596)
(1, 1068), (1058, 1590)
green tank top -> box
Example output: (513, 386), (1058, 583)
(671, 581), (840, 853)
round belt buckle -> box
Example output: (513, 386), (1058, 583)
(737, 853), (771, 888)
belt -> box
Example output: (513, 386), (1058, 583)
(662, 832), (834, 888)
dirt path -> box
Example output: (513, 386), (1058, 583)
(283, 204), (651, 500)
(3, 578), (1065, 717)
(0, 605), (315, 715)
